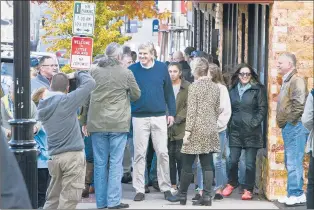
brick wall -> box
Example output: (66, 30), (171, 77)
(265, 0), (313, 200)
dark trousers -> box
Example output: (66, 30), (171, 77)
(182, 153), (213, 173)
(228, 147), (258, 192)
(168, 139), (183, 185)
(307, 153), (314, 209)
(38, 168), (50, 207)
(146, 136), (156, 184)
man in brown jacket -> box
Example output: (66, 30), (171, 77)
(276, 52), (308, 206)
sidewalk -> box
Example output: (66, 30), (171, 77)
(77, 184), (279, 209)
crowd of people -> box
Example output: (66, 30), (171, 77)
(1, 41), (313, 210)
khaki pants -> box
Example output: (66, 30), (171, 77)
(132, 116), (171, 193)
(43, 151), (86, 209)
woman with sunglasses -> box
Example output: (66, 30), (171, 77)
(222, 63), (267, 200)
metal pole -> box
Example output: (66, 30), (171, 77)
(127, 17), (131, 33)
(9, 1), (37, 208)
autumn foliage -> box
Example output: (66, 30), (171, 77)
(41, 0), (170, 73)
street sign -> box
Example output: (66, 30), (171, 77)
(72, 2), (96, 36)
(152, 19), (159, 32)
(70, 36), (93, 70)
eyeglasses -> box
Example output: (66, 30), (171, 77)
(239, 72), (251, 77)
(42, 64), (58, 68)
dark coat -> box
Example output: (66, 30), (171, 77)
(1, 126), (32, 209)
(228, 83), (267, 148)
(179, 61), (194, 83)
(168, 80), (190, 141)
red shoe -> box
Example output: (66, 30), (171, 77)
(222, 184), (234, 197)
(242, 190), (253, 200)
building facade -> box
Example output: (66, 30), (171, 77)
(189, 0), (313, 200)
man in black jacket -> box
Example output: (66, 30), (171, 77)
(172, 51), (194, 83)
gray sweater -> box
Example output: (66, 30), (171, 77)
(37, 71), (96, 156)
(302, 90), (313, 157)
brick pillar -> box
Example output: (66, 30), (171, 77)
(264, 1), (313, 200)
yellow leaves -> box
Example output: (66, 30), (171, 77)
(61, 64), (74, 74)
(43, 0), (167, 73)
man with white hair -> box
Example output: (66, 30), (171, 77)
(128, 42), (176, 201)
(81, 42), (141, 209)
(276, 52), (308, 206)
(172, 51), (194, 83)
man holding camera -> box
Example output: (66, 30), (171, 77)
(37, 69), (96, 209)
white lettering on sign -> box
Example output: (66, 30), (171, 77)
(70, 37), (93, 70)
(73, 2), (96, 36)
(73, 40), (91, 45)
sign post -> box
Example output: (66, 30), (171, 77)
(72, 2), (96, 36)
(70, 36), (93, 70)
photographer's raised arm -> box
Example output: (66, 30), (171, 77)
(66, 71), (96, 113)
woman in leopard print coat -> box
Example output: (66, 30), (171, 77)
(167, 57), (220, 206)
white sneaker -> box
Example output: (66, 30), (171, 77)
(170, 188), (178, 195)
(278, 196), (289, 204)
(285, 194), (307, 206)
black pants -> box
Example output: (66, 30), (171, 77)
(168, 139), (183, 185)
(307, 153), (314, 209)
(182, 153), (213, 173)
(146, 136), (155, 184)
(38, 168), (50, 208)
(228, 147), (258, 192)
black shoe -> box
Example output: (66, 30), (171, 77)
(192, 197), (212, 206)
(134, 193), (145, 201)
(193, 170), (212, 206)
(152, 181), (160, 192)
(167, 193), (187, 205)
(82, 184), (90, 198)
(166, 170), (193, 205)
(164, 190), (172, 200)
(108, 203), (129, 209)
(192, 193), (201, 201)
(145, 185), (150, 193)
(214, 193), (224, 200)
(121, 173), (132, 184)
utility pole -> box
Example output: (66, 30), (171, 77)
(9, 1), (38, 208)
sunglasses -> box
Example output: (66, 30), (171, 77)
(239, 72), (251, 77)
(42, 64), (58, 68)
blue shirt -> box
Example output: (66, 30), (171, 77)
(237, 82), (251, 101)
(129, 61), (176, 117)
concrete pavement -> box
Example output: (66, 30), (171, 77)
(77, 184), (279, 209)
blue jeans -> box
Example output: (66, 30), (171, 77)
(192, 159), (204, 190)
(84, 135), (94, 163)
(145, 152), (157, 185)
(91, 132), (127, 208)
(213, 130), (229, 190)
(228, 147), (258, 191)
(282, 122), (308, 197)
(239, 149), (246, 185)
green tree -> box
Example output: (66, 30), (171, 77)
(41, 1), (170, 73)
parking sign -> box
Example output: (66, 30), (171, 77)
(72, 2), (96, 36)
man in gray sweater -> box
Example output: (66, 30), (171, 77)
(37, 70), (96, 209)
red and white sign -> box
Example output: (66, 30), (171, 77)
(70, 36), (93, 70)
